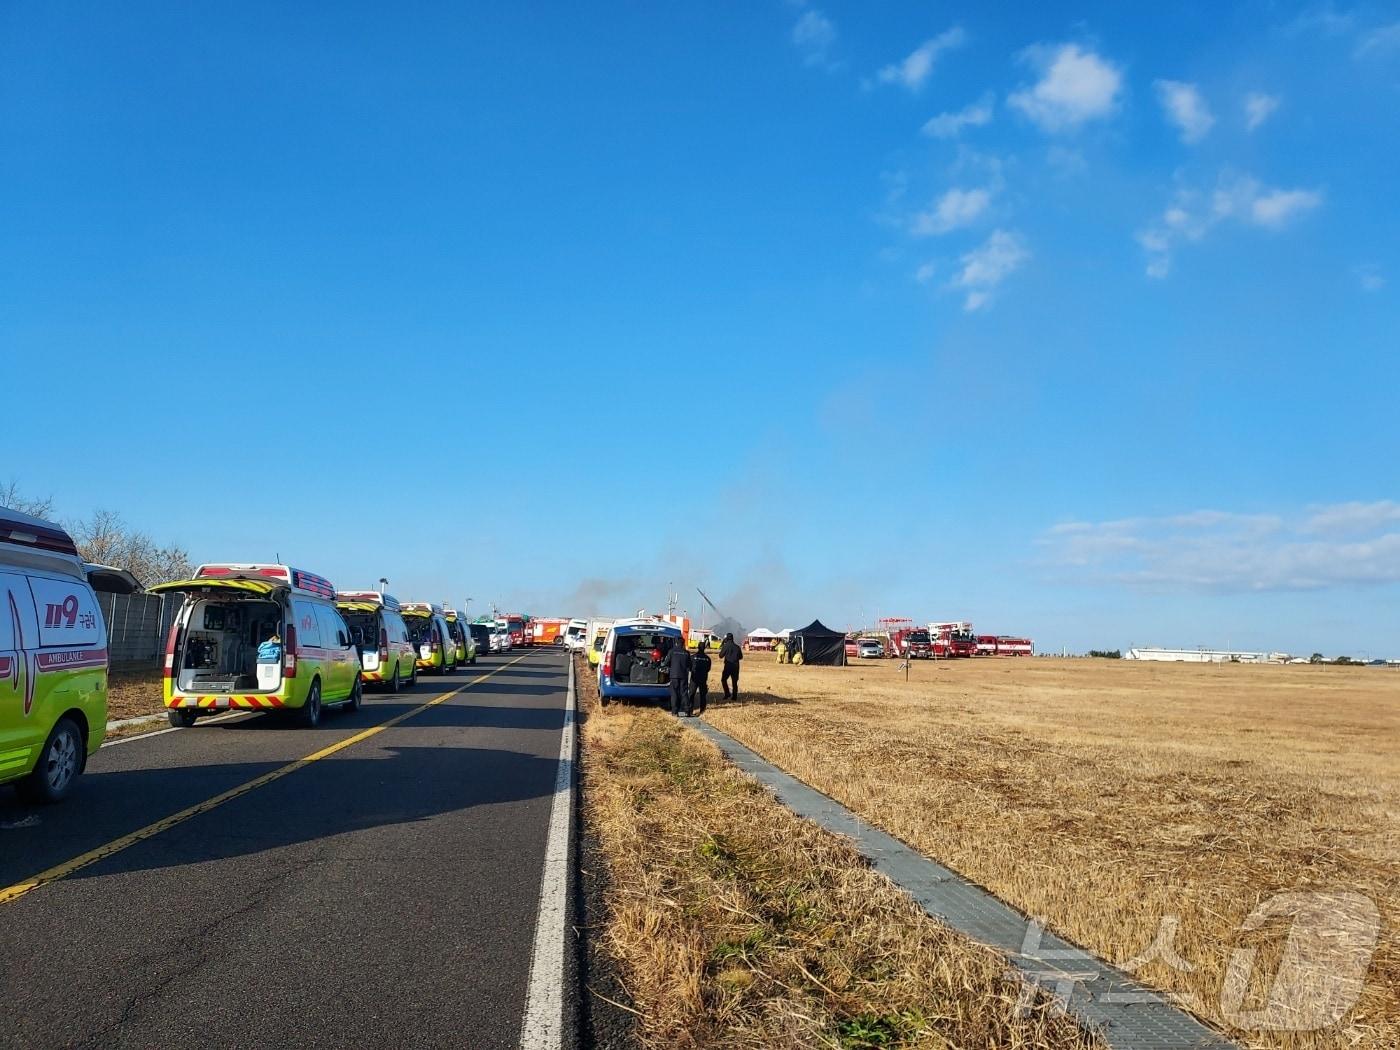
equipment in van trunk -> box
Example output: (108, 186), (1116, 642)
(150, 564), (363, 728)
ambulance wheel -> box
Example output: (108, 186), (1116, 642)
(168, 708), (198, 729)
(345, 675), (363, 713)
(18, 718), (85, 804)
(298, 681), (323, 728)
(388, 662), (402, 693)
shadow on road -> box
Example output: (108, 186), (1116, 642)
(0, 740), (559, 888)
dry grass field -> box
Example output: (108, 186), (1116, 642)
(577, 657), (1100, 1049)
(106, 665), (165, 722)
(705, 656), (1399, 1050)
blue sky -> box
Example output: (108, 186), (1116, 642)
(3, 1), (1398, 655)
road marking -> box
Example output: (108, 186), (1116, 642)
(0, 655), (529, 907)
(102, 710), (250, 748)
(520, 653), (576, 1049)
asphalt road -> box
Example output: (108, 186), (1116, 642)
(0, 647), (572, 1050)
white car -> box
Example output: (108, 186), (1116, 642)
(857, 638), (884, 659)
(562, 618), (588, 652)
(491, 628), (510, 652)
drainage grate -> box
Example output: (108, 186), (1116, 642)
(690, 720), (1237, 1050)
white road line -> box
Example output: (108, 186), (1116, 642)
(101, 711), (250, 748)
(520, 654), (576, 1050)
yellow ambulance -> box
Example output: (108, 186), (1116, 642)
(0, 511), (109, 802)
(150, 564), (362, 728)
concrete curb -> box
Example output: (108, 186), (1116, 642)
(690, 718), (1237, 1050)
(105, 713), (166, 731)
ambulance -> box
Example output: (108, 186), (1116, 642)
(0, 511), (109, 802)
(335, 590), (417, 692)
(443, 609), (477, 667)
(400, 602), (455, 675)
(150, 564), (363, 728)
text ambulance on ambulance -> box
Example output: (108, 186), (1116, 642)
(0, 511), (109, 802)
(149, 564), (362, 729)
(399, 603), (455, 675)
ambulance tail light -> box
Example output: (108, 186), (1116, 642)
(379, 627), (389, 662)
(163, 621), (179, 679)
(284, 624), (299, 678)
(602, 653), (612, 679)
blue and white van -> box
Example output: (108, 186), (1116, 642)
(597, 618), (685, 706)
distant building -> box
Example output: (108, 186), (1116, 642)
(1124, 648), (1288, 664)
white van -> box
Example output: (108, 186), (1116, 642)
(0, 511), (109, 802)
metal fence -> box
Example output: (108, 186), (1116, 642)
(99, 592), (180, 666)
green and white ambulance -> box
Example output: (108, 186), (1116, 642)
(0, 511), (109, 802)
(400, 602), (454, 675)
(150, 564), (362, 728)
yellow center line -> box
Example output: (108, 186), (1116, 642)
(0, 653), (534, 906)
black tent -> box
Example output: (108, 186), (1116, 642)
(790, 620), (846, 666)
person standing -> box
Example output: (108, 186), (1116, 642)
(690, 640), (712, 715)
(664, 636), (692, 717)
(719, 632), (743, 701)
(775, 637), (788, 664)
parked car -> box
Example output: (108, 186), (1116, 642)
(493, 626), (511, 652)
(844, 637), (860, 658)
(468, 622), (492, 658)
(335, 590), (417, 692)
(598, 619), (686, 706)
(857, 638), (884, 659)
(151, 564), (362, 728)
(400, 602), (455, 675)
(0, 511), (109, 802)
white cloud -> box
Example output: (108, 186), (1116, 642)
(1138, 174), (1323, 277)
(1155, 79), (1214, 143)
(1355, 264), (1386, 291)
(914, 261), (937, 284)
(922, 93), (994, 138)
(791, 9), (837, 69)
(1355, 21), (1400, 58)
(950, 229), (1029, 310)
(1039, 503), (1400, 591)
(876, 27), (966, 91)
(1304, 501), (1400, 535)
(911, 187), (992, 236)
(1249, 187), (1323, 228)
(1244, 92), (1280, 131)
(1008, 44), (1122, 132)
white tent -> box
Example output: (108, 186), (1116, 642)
(776, 628), (795, 639)
(747, 628), (777, 640)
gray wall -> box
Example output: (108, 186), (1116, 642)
(99, 592), (180, 666)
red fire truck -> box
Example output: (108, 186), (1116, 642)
(929, 621), (978, 658)
(502, 614), (527, 647)
(529, 617), (570, 646)
(974, 634), (1034, 656)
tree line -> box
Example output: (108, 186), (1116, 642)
(1, 482), (193, 586)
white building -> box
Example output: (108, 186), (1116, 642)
(1124, 648), (1288, 664)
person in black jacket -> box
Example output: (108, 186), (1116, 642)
(718, 633), (743, 701)
(689, 640), (712, 715)
(663, 637), (692, 716)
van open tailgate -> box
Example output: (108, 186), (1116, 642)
(147, 578), (283, 597)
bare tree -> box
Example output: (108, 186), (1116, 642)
(0, 485), (193, 585)
(0, 480), (55, 518)
(69, 509), (194, 586)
